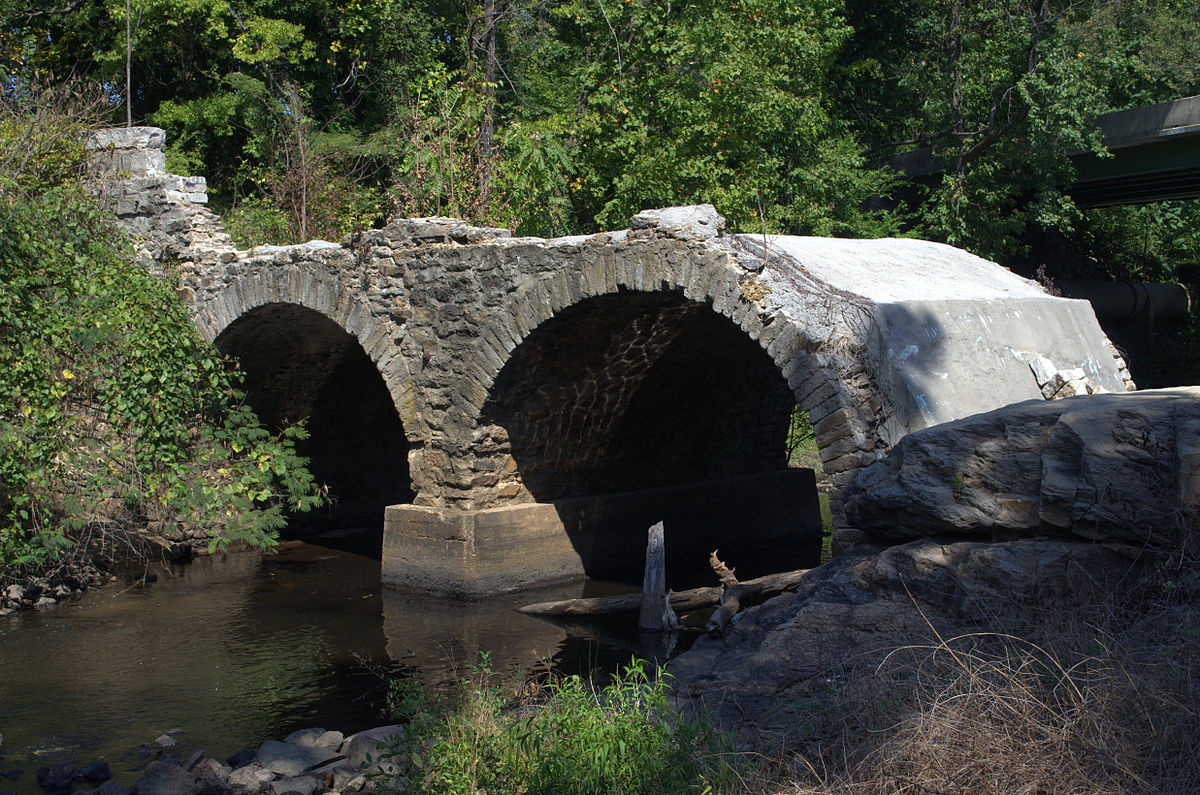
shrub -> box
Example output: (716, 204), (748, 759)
(0, 88), (325, 576)
(375, 657), (744, 794)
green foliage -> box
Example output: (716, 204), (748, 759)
(223, 195), (294, 248)
(376, 657), (740, 794)
(4, 0), (1195, 284)
(0, 106), (325, 573)
(515, 0), (897, 235)
(786, 404), (816, 469)
(1077, 200), (1200, 283)
(842, 0), (1200, 265)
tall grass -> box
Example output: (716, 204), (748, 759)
(375, 657), (747, 794)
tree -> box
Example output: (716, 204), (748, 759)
(0, 92), (326, 574)
(509, 0), (896, 235)
(841, 0), (1200, 261)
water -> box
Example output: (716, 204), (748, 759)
(0, 536), (666, 792)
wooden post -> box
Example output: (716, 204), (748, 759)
(638, 522), (677, 633)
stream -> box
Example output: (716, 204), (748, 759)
(0, 534), (673, 792)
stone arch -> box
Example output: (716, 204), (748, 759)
(192, 266), (420, 434)
(457, 244), (879, 576)
(198, 268), (418, 535)
(468, 245), (874, 509)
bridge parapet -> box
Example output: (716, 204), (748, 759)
(88, 128), (1135, 591)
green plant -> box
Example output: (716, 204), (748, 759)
(786, 404), (819, 470)
(0, 92), (326, 576)
(951, 474), (965, 502)
(375, 657), (743, 794)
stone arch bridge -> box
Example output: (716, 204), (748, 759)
(90, 128), (1133, 595)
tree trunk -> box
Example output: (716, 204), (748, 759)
(638, 521), (677, 633)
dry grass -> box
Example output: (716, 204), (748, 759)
(757, 563), (1200, 795)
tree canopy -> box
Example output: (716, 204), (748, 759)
(3, 0), (1196, 261)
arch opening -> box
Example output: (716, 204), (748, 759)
(481, 290), (822, 585)
(215, 303), (413, 543)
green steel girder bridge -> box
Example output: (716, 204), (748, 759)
(894, 95), (1200, 207)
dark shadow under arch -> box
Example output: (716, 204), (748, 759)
(482, 290), (820, 584)
(216, 303), (413, 542)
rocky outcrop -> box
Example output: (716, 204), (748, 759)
(668, 537), (1149, 734)
(842, 387), (1200, 547)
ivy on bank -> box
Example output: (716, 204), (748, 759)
(0, 122), (325, 573)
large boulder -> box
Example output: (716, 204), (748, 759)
(668, 537), (1147, 733)
(842, 387), (1200, 547)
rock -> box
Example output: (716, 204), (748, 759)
(98, 780), (133, 795)
(253, 740), (341, 778)
(190, 758), (229, 781)
(281, 728), (341, 750)
(4, 585), (23, 602)
(130, 761), (196, 795)
(228, 763), (275, 791)
(340, 726), (405, 774)
(669, 537), (1145, 733)
(313, 730), (343, 751)
(629, 204), (725, 239)
(843, 387), (1200, 547)
(188, 757), (231, 795)
(36, 762), (77, 793)
(34, 596), (57, 608)
(154, 734), (178, 747)
(268, 774), (320, 795)
(1027, 355), (1058, 387)
(331, 770), (367, 793)
(226, 749), (256, 770)
(81, 760), (113, 783)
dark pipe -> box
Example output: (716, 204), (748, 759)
(1055, 280), (1192, 323)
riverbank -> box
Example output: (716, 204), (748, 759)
(0, 722), (407, 795)
(4, 535), (1197, 794)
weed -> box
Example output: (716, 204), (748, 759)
(373, 656), (746, 794)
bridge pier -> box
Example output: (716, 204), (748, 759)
(381, 470), (822, 596)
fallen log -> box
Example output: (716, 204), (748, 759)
(516, 568), (811, 617)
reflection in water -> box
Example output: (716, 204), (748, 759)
(380, 581), (656, 689)
(0, 539), (657, 793)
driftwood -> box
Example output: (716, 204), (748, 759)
(704, 551), (756, 637)
(638, 521), (678, 633)
(517, 567), (812, 617)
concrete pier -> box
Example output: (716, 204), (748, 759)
(382, 470), (822, 595)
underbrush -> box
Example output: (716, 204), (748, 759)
(374, 657), (751, 794)
(1, 87), (326, 584)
